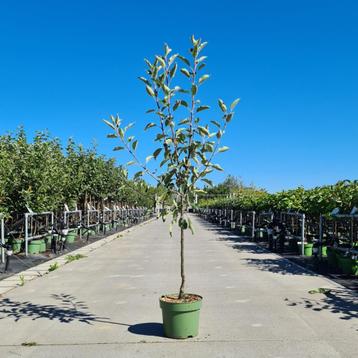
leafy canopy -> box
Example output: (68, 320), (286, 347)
(105, 36), (239, 230)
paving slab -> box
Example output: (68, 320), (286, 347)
(0, 215), (356, 357)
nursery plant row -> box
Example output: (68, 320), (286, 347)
(199, 180), (358, 216)
(0, 128), (157, 216)
(0, 207), (153, 273)
(197, 207), (358, 277)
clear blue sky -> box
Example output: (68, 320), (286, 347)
(0, 0), (357, 192)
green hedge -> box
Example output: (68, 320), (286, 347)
(199, 180), (358, 216)
(0, 128), (155, 215)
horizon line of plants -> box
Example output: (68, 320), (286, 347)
(198, 179), (358, 216)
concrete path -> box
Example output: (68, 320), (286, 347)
(0, 215), (357, 357)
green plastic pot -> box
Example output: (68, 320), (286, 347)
(159, 294), (202, 339)
(338, 256), (358, 275)
(28, 240), (41, 254)
(255, 229), (265, 239)
(304, 243), (313, 256)
(45, 234), (59, 247)
(66, 232), (77, 243)
(45, 233), (59, 240)
(320, 246), (327, 257)
(11, 239), (22, 253)
(39, 240), (46, 253)
(81, 228), (96, 236)
(327, 247), (337, 267)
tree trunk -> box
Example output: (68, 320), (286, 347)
(179, 210), (185, 299)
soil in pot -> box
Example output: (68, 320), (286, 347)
(159, 294), (202, 339)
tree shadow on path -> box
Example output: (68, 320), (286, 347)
(285, 289), (358, 323)
(0, 293), (119, 325)
(244, 257), (317, 276)
(0, 293), (164, 337)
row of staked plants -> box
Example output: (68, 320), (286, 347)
(0, 128), (156, 216)
(198, 179), (358, 216)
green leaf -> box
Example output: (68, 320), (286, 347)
(169, 63), (177, 78)
(107, 134), (117, 138)
(197, 105), (210, 112)
(178, 88), (189, 94)
(210, 120), (221, 128)
(132, 140), (138, 151)
(179, 118), (190, 125)
(198, 126), (209, 136)
(103, 120), (115, 130)
(144, 122), (156, 130)
(126, 161), (135, 166)
(146, 85), (155, 97)
(153, 148), (162, 159)
(202, 178), (213, 186)
(180, 68), (191, 78)
(138, 76), (150, 85)
(197, 56), (207, 63)
(198, 63), (206, 71)
(164, 43), (172, 56)
(218, 146), (229, 153)
(118, 128), (124, 139)
(225, 113), (233, 122)
(199, 41), (208, 51)
(187, 217), (195, 234)
(218, 99), (227, 112)
(113, 146), (124, 151)
(133, 170), (143, 180)
(191, 84), (198, 96)
(178, 55), (190, 66)
(168, 54), (178, 66)
(230, 98), (240, 110)
(156, 55), (166, 68)
(198, 74), (210, 84)
(212, 163), (224, 171)
(146, 155), (154, 163)
(146, 109), (155, 113)
(162, 84), (170, 94)
(179, 217), (188, 230)
(144, 58), (152, 68)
